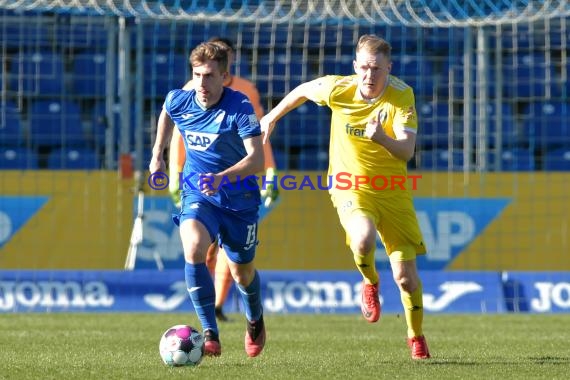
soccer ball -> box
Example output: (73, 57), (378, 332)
(159, 325), (204, 367)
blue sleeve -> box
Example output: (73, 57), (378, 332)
(163, 89), (182, 118)
(235, 100), (261, 140)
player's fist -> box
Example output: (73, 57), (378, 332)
(261, 167), (279, 207)
(260, 115), (276, 144)
(365, 109), (387, 141)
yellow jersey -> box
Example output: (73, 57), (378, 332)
(308, 75), (418, 197)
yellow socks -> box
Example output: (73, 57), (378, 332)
(353, 249), (379, 285)
(401, 280), (424, 338)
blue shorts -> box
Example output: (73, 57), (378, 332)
(173, 194), (259, 264)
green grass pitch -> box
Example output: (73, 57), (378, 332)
(1, 313), (569, 379)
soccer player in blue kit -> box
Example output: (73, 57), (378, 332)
(149, 42), (266, 358)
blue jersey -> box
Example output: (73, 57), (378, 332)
(164, 87), (261, 211)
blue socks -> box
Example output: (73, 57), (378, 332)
(236, 270), (263, 322)
(185, 262), (217, 334)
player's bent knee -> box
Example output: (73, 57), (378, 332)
(393, 275), (418, 293)
(231, 264), (256, 287)
(350, 236), (376, 255)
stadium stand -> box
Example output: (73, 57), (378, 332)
(522, 101), (570, 152)
(542, 147), (570, 171)
(47, 147), (100, 169)
(0, 101), (24, 147)
(489, 148), (536, 171)
(0, 147), (38, 169)
(418, 148), (465, 171)
(28, 100), (86, 149)
(9, 52), (65, 95)
(72, 52), (107, 97)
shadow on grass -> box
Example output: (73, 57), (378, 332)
(415, 356), (570, 366)
(528, 356), (570, 365)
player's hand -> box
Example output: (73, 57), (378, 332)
(365, 109), (387, 142)
(149, 155), (166, 174)
(260, 115), (276, 144)
(198, 172), (220, 196)
(261, 167), (279, 207)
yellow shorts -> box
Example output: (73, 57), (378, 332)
(331, 190), (427, 260)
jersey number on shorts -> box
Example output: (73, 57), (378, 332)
(243, 223), (257, 250)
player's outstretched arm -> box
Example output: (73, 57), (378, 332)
(260, 80), (317, 144)
(150, 107), (174, 174)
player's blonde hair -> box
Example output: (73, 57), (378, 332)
(356, 34), (392, 59)
(189, 42), (229, 73)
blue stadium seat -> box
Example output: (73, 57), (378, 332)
(9, 52), (65, 94)
(0, 101), (23, 146)
(142, 22), (183, 50)
(53, 17), (108, 50)
(500, 24), (532, 50)
(0, 147), (38, 169)
(92, 102), (140, 150)
(298, 146), (329, 171)
(417, 102), (450, 149)
(381, 25), (419, 53)
(274, 102), (331, 149)
(271, 147), (290, 171)
(184, 22), (237, 48)
(274, 53), (305, 94)
(255, 51), (305, 95)
(490, 149), (535, 171)
(502, 53), (557, 99)
(425, 27), (464, 54)
(473, 103), (518, 149)
(28, 100), (86, 149)
(440, 55), (465, 98)
(231, 50), (252, 78)
(72, 52), (107, 96)
(144, 53), (189, 98)
(418, 149), (465, 171)
(47, 147), (100, 170)
(322, 53), (353, 76)
(395, 54), (434, 80)
(542, 148), (570, 171)
(2, 21), (51, 49)
(394, 54), (435, 98)
(522, 101), (570, 151)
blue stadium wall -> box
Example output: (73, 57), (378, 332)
(0, 270), (569, 314)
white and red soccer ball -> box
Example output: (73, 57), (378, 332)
(159, 325), (204, 366)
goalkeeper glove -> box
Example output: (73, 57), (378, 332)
(261, 167), (279, 207)
(169, 174), (182, 209)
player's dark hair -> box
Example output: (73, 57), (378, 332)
(189, 42), (229, 73)
(207, 36), (236, 52)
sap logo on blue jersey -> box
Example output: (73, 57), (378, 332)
(184, 131), (219, 151)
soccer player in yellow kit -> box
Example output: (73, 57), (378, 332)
(260, 34), (430, 359)
(169, 37), (279, 322)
